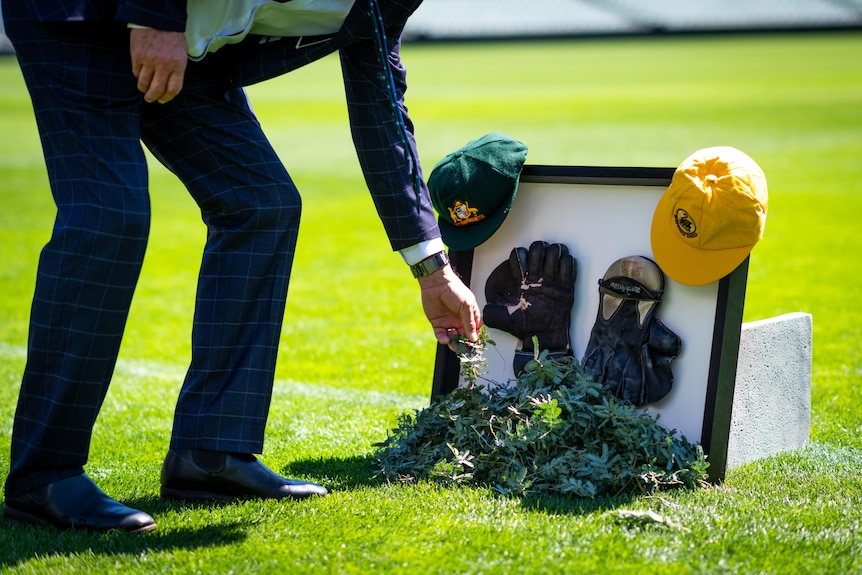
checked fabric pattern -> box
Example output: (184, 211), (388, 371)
(3, 0), (437, 496)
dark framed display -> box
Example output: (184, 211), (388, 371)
(431, 165), (748, 482)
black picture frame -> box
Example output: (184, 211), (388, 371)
(430, 165), (748, 482)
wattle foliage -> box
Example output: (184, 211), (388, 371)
(375, 333), (708, 497)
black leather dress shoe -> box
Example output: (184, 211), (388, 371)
(160, 449), (328, 501)
(3, 474), (156, 533)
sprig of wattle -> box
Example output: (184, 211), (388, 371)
(374, 334), (708, 498)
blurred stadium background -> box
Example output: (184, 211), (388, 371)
(1, 0), (861, 52)
(401, 0), (862, 40)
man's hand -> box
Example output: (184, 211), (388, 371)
(130, 28), (188, 104)
(418, 264), (482, 349)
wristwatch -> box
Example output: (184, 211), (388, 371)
(410, 251), (450, 279)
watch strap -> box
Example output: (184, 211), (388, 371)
(410, 251), (450, 279)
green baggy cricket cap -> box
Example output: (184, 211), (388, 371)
(428, 132), (528, 250)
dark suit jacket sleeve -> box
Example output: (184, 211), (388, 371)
(27, 0), (186, 31)
(116, 0), (186, 31)
(340, 37), (441, 252)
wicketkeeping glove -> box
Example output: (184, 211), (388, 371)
(581, 256), (681, 406)
(483, 241), (576, 374)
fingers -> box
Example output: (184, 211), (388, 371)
(446, 289), (482, 344)
(543, 242), (563, 280)
(433, 325), (452, 346)
(509, 246), (528, 280)
(130, 28), (188, 104)
(434, 308), (480, 349)
(142, 66), (186, 104)
(441, 305), (482, 352)
(421, 265), (482, 345)
(461, 298), (482, 342)
(551, 243), (576, 291)
(559, 250), (577, 291)
(526, 241), (546, 280)
(524, 241), (576, 289)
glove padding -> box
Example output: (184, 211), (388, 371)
(581, 256), (681, 406)
(484, 241), (576, 374)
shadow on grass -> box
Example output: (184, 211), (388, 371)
(283, 454), (647, 516)
(0, 454), (388, 568)
(0, 496), (250, 569)
(282, 453), (383, 490)
(519, 491), (640, 515)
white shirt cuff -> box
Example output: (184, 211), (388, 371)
(399, 238), (446, 266)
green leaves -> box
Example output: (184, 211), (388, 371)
(375, 335), (708, 498)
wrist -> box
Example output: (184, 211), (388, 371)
(410, 250), (450, 279)
(399, 238), (446, 266)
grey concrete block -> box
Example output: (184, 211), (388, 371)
(726, 312), (812, 468)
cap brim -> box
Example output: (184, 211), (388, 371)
(438, 189), (515, 251)
(650, 193), (754, 286)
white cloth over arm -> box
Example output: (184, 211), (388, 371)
(186, 0), (356, 59)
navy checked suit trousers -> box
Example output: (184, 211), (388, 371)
(4, 0), (433, 497)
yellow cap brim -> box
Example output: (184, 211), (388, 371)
(650, 191), (755, 287)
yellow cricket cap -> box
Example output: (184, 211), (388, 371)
(650, 146), (768, 286)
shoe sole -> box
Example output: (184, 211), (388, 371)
(3, 504), (157, 534)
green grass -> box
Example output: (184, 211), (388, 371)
(1, 31), (861, 573)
